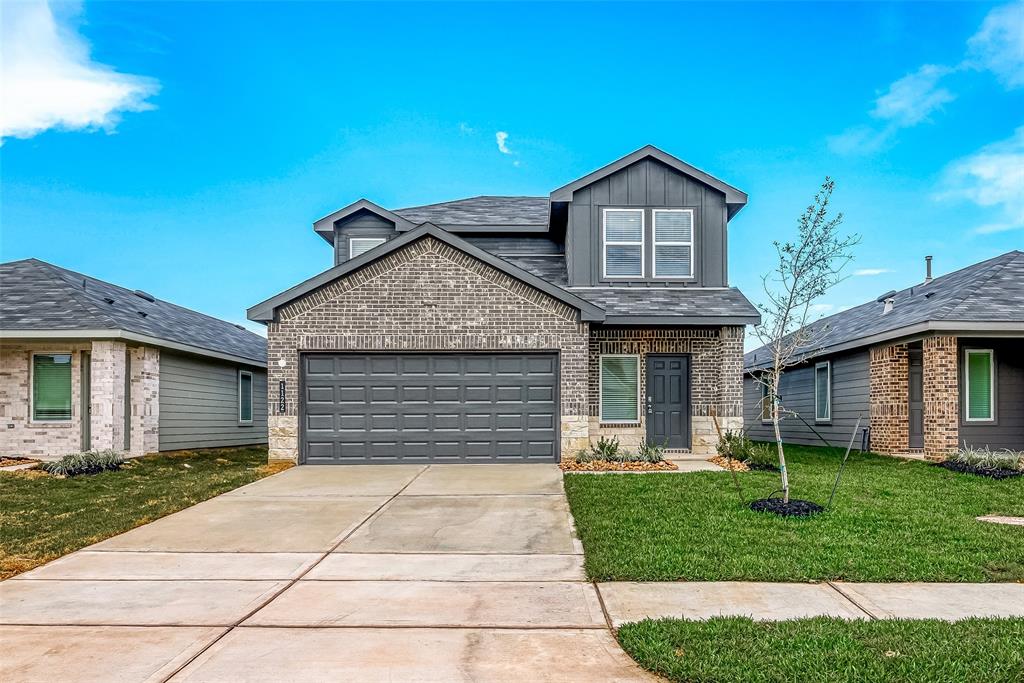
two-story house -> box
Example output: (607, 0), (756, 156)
(248, 146), (760, 464)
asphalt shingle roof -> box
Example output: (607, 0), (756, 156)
(745, 250), (1024, 368)
(1, 259), (266, 365)
(394, 196), (549, 226)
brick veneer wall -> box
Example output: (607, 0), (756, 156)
(266, 236), (590, 462)
(129, 346), (161, 455)
(587, 326), (745, 455)
(922, 336), (958, 459)
(869, 343), (910, 454)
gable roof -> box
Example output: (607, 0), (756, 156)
(745, 250), (1024, 369)
(549, 145), (748, 217)
(1, 259), (267, 366)
(247, 223), (606, 323)
(394, 196), (549, 230)
(313, 199), (416, 243)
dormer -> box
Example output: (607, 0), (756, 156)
(551, 146), (747, 288)
(313, 199), (414, 266)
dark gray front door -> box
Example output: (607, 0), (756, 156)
(908, 347), (924, 449)
(646, 355), (690, 449)
(301, 353), (559, 464)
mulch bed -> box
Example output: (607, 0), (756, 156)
(561, 459), (678, 472)
(0, 457), (39, 468)
(709, 456), (749, 472)
(749, 497), (824, 517)
(935, 460), (1023, 480)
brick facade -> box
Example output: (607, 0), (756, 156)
(267, 236), (590, 462)
(0, 341), (161, 460)
(265, 236), (748, 463)
(869, 336), (960, 460)
(587, 326), (744, 455)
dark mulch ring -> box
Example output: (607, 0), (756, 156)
(745, 462), (780, 472)
(749, 497), (824, 517)
(935, 460), (1023, 480)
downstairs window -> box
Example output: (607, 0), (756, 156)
(32, 353), (72, 421)
(600, 355), (640, 422)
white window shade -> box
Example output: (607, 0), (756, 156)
(603, 209), (644, 278)
(600, 355), (639, 422)
(653, 209), (694, 278)
(350, 237), (386, 259)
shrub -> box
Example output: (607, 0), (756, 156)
(636, 439), (666, 463)
(717, 431), (754, 461)
(41, 450), (124, 477)
(746, 443), (778, 469)
(590, 436), (622, 461)
(949, 445), (1023, 472)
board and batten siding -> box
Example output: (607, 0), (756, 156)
(744, 350), (871, 448)
(567, 157), (729, 287)
(958, 337), (1024, 451)
(158, 352), (268, 451)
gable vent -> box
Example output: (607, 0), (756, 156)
(133, 290), (155, 302)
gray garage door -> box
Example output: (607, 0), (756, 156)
(301, 353), (559, 464)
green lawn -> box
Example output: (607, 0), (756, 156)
(0, 447), (284, 579)
(618, 616), (1024, 683)
(563, 444), (1024, 582)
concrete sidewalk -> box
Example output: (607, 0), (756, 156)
(597, 581), (1024, 627)
(1, 464), (653, 683)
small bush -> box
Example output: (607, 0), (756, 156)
(717, 431), (754, 461)
(746, 443), (779, 469)
(949, 445), (1023, 472)
(590, 436), (622, 461)
(41, 450), (124, 477)
(636, 439), (666, 463)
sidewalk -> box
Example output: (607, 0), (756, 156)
(597, 581), (1024, 626)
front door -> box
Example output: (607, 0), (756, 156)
(646, 355), (690, 449)
(908, 347), (924, 449)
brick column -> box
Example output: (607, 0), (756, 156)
(922, 336), (959, 460)
(129, 346), (160, 455)
(90, 340), (127, 452)
(869, 343), (909, 453)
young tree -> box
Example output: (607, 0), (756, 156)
(753, 178), (859, 503)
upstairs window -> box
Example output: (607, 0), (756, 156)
(602, 209), (644, 278)
(964, 349), (994, 421)
(653, 209), (694, 278)
(814, 361), (831, 422)
(238, 370), (253, 424)
(32, 353), (72, 421)
(349, 237), (386, 259)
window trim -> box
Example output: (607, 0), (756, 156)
(814, 361), (832, 423)
(601, 208), (645, 280)
(31, 352), (74, 424)
(963, 348), (995, 423)
(759, 380), (773, 424)
(349, 237), (386, 259)
(238, 370), (254, 425)
(598, 353), (641, 424)
(652, 208), (695, 279)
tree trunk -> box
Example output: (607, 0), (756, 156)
(771, 375), (790, 503)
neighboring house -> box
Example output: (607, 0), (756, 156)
(248, 146), (760, 465)
(743, 251), (1024, 460)
(0, 259), (269, 460)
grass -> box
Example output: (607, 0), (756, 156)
(564, 444), (1024, 582)
(0, 446), (286, 579)
(618, 616), (1024, 683)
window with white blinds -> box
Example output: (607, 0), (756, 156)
(653, 209), (694, 278)
(600, 355), (640, 422)
(602, 209), (644, 278)
(349, 237), (386, 259)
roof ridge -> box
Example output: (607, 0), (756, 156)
(935, 251), (1020, 320)
(395, 195), (547, 211)
(30, 260), (120, 330)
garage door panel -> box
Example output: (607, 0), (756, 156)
(301, 353), (558, 464)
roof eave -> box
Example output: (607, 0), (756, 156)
(312, 199), (416, 240)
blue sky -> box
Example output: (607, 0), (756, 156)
(2, 1), (1022, 346)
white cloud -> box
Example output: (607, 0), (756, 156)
(458, 122), (474, 135)
(940, 126), (1024, 234)
(870, 65), (955, 126)
(0, 1), (159, 142)
(809, 303), (835, 314)
(495, 131), (511, 154)
(966, 1), (1024, 88)
(854, 268), (893, 276)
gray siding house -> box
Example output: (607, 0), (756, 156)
(744, 251), (1024, 459)
(249, 146), (761, 465)
(0, 259), (268, 459)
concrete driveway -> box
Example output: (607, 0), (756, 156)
(1, 464), (652, 682)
